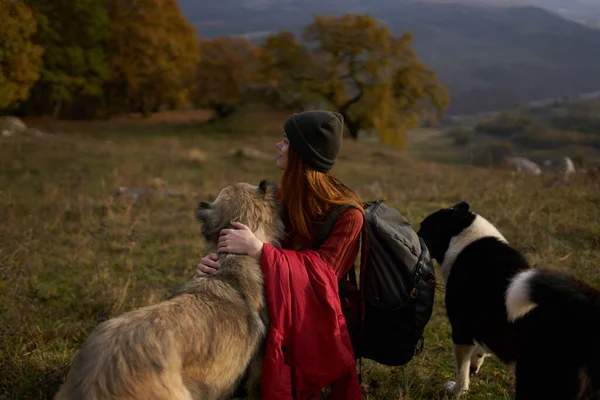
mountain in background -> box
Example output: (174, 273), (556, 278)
(467, 0), (600, 25)
(179, 0), (600, 115)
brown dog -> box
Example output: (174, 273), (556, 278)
(55, 180), (284, 400)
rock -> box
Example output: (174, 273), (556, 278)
(562, 156), (576, 175)
(26, 128), (45, 138)
(0, 119), (48, 138)
(227, 147), (272, 160)
(546, 156), (577, 186)
(112, 185), (165, 203)
(112, 179), (183, 203)
(147, 177), (168, 188)
(504, 156), (542, 175)
(187, 148), (207, 163)
(113, 186), (153, 202)
(0, 116), (27, 136)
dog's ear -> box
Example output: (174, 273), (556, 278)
(452, 201), (470, 218)
(258, 180), (278, 197)
(196, 201), (211, 222)
(259, 180), (268, 193)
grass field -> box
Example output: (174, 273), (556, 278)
(1, 107), (599, 399)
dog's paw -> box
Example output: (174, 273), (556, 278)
(444, 381), (468, 397)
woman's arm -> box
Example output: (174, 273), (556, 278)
(218, 208), (364, 280)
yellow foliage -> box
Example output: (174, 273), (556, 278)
(194, 37), (263, 117)
(0, 4), (449, 129)
(260, 31), (312, 87)
(295, 14), (450, 147)
(102, 0), (200, 114)
(0, 0), (44, 110)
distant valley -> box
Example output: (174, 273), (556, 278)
(179, 0), (600, 115)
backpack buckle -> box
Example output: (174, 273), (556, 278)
(410, 287), (419, 299)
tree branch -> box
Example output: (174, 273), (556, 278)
(339, 59), (364, 115)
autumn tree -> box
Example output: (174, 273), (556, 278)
(0, 0), (43, 111)
(380, 36), (450, 148)
(194, 37), (263, 119)
(259, 31), (311, 93)
(21, 0), (109, 118)
(256, 30), (334, 110)
(102, 0), (199, 116)
(300, 14), (449, 145)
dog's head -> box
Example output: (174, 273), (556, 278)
(196, 180), (283, 247)
(417, 201), (476, 264)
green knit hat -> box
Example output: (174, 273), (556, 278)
(283, 110), (344, 172)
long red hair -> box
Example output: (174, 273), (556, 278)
(279, 146), (364, 249)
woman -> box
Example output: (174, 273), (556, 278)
(195, 110), (364, 400)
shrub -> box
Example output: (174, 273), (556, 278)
(474, 142), (515, 167)
(515, 125), (593, 150)
(448, 128), (473, 146)
(475, 113), (535, 138)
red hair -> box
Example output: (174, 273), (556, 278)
(279, 147), (364, 249)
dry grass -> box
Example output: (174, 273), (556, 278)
(1, 108), (598, 399)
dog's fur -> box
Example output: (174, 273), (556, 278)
(55, 180), (284, 400)
(418, 202), (600, 399)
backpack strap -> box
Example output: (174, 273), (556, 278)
(313, 202), (371, 288)
(312, 204), (357, 250)
(355, 209), (370, 384)
(313, 204), (360, 285)
(357, 211), (370, 330)
(312, 202), (371, 373)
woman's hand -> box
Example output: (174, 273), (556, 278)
(194, 253), (220, 278)
(218, 221), (264, 261)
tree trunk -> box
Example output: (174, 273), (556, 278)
(214, 104), (236, 119)
(345, 118), (361, 140)
(141, 97), (151, 118)
(52, 98), (63, 118)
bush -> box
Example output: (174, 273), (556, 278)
(515, 125), (594, 150)
(448, 128), (473, 146)
(474, 142), (515, 167)
(476, 111), (598, 150)
(475, 113), (535, 138)
(550, 114), (600, 135)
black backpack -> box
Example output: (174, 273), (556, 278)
(313, 200), (437, 366)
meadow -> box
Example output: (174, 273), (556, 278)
(1, 106), (598, 399)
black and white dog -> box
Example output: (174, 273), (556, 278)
(417, 202), (600, 399)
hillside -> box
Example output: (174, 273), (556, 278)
(1, 108), (598, 398)
(411, 97), (600, 170)
(180, 0), (600, 115)
(469, 0), (600, 24)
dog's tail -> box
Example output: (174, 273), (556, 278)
(505, 267), (598, 322)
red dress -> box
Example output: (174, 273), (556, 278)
(259, 208), (364, 399)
